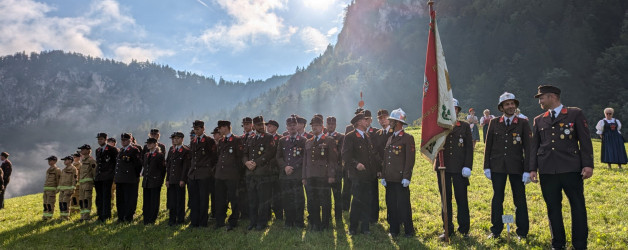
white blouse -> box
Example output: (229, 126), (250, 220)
(596, 118), (622, 134)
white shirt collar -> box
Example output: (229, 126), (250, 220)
(503, 114), (515, 120)
(355, 128), (365, 137)
(551, 104), (564, 116)
(393, 129), (403, 136)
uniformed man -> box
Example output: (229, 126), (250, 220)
(371, 109), (392, 223)
(529, 85), (594, 250)
(296, 115), (314, 139)
(142, 138), (166, 225)
(78, 144), (97, 221)
(58, 156), (78, 220)
(114, 133), (143, 222)
(380, 108), (416, 237)
(214, 121), (243, 231)
(166, 132), (191, 226)
(211, 127), (222, 142)
(435, 99), (473, 240)
(342, 112), (381, 235)
(43, 156), (61, 220)
(302, 116), (338, 231)
(326, 116), (345, 223)
(94, 132), (119, 222)
(188, 120), (218, 228)
(0, 152), (12, 209)
(266, 119), (284, 220)
(276, 115), (306, 228)
(242, 116), (277, 230)
(484, 92), (531, 239)
(239, 117), (255, 219)
(345, 108), (364, 134)
(107, 137), (117, 147)
(70, 152), (82, 213)
(143, 129), (167, 155)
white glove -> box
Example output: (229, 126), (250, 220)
(462, 167), (472, 178)
(484, 169), (491, 180)
(401, 179), (410, 188)
(380, 179), (387, 187)
(522, 172), (531, 185)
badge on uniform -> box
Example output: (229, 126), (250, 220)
(458, 138), (464, 147)
(229, 148), (233, 154)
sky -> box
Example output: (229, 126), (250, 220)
(0, 0), (351, 81)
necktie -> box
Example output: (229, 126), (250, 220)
(291, 137), (295, 143)
(506, 118), (510, 126)
(551, 110), (556, 121)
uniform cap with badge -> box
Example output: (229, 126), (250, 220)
(96, 133), (107, 139)
(296, 115), (307, 125)
(310, 116), (324, 125)
(150, 128), (160, 134)
(377, 109), (389, 118)
(211, 127), (220, 135)
(286, 115), (298, 125)
(0, 152), (9, 158)
(145, 138), (158, 144)
(350, 113), (366, 125)
(217, 120), (231, 128)
(265, 120), (280, 128)
(193, 120), (205, 128)
(78, 144), (91, 150)
(46, 155), (58, 161)
(61, 155), (74, 161)
(326, 116), (336, 124)
(387, 108), (408, 125)
(121, 133), (132, 140)
(253, 116), (265, 125)
(242, 117), (253, 125)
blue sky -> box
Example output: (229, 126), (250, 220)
(0, 0), (350, 81)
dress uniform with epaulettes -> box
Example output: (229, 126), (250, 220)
(214, 120), (244, 230)
(141, 138), (166, 225)
(188, 120), (218, 227)
(326, 116), (345, 221)
(95, 132), (119, 222)
(276, 116), (307, 228)
(114, 133), (143, 222)
(166, 132), (191, 226)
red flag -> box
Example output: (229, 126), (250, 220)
(420, 2), (455, 162)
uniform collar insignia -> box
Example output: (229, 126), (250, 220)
(356, 131), (362, 138)
(560, 108), (568, 114)
(513, 117), (519, 124)
(456, 121), (461, 127)
(499, 116), (504, 122)
(543, 111), (550, 117)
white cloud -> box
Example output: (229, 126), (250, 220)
(113, 44), (175, 63)
(300, 26), (329, 53)
(192, 0), (297, 52)
(303, 0), (337, 11)
(327, 27), (338, 36)
(0, 0), (163, 61)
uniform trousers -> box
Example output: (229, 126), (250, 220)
(436, 171), (470, 235)
(167, 184), (186, 225)
(94, 180), (113, 221)
(142, 186), (161, 224)
(540, 172), (588, 250)
(116, 182), (138, 222)
(281, 179), (305, 227)
(490, 173), (529, 236)
(385, 182), (414, 235)
(188, 177), (211, 227)
(246, 175), (272, 228)
(214, 178), (239, 227)
(349, 179), (373, 233)
(305, 177), (331, 229)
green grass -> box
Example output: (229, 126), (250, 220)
(1, 127), (627, 249)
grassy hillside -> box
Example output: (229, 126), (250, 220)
(1, 127), (627, 249)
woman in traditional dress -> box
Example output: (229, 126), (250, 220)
(596, 107), (627, 168)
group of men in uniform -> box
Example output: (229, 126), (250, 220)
(32, 84), (593, 249)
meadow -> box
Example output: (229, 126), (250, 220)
(1, 127), (626, 249)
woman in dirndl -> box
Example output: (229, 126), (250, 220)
(595, 107), (627, 168)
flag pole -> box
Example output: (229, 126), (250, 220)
(438, 150), (449, 242)
(428, 0), (450, 243)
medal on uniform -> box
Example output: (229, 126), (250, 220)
(296, 150), (300, 156)
(569, 135), (573, 139)
(564, 129), (570, 135)
(229, 148), (233, 154)
(321, 150), (325, 156)
(560, 134), (565, 139)
(258, 151), (262, 155)
(260, 146), (264, 151)
(559, 123), (564, 128)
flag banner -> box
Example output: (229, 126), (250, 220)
(420, 6), (455, 162)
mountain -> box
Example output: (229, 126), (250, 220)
(224, 0), (628, 136)
(0, 51), (289, 198)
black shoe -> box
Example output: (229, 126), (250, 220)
(487, 233), (500, 239)
(247, 224), (255, 230)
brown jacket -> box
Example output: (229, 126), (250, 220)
(342, 129), (381, 181)
(434, 121), (474, 174)
(382, 130), (416, 182)
(276, 134), (306, 180)
(302, 134), (338, 179)
(188, 134), (218, 180)
(166, 145), (191, 183)
(80, 156), (97, 184)
(1, 159), (12, 186)
(215, 135), (244, 180)
(242, 132), (277, 176)
(484, 116), (532, 174)
(327, 131), (345, 178)
(530, 107), (594, 174)
(44, 166), (61, 189)
(142, 150), (166, 188)
(59, 165), (78, 189)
